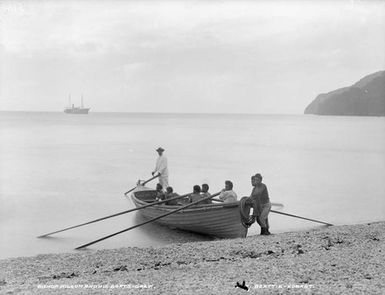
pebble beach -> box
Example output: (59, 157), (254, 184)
(0, 221), (384, 294)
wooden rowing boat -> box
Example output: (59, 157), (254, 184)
(130, 185), (248, 239)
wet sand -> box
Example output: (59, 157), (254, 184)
(0, 221), (384, 294)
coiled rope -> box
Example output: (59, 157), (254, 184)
(239, 197), (255, 228)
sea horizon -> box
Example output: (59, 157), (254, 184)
(2, 110), (385, 118)
(0, 109), (302, 115)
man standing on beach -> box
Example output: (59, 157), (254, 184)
(152, 147), (169, 189)
(250, 173), (271, 235)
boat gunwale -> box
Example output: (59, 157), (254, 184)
(131, 189), (241, 212)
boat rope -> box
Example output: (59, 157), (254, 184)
(239, 197), (255, 228)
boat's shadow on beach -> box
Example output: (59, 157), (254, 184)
(133, 213), (215, 244)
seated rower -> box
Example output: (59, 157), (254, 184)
(155, 183), (165, 201)
(164, 186), (180, 205)
(219, 180), (238, 203)
(200, 183), (212, 204)
(189, 185), (203, 203)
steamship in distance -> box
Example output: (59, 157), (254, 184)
(64, 94), (90, 114)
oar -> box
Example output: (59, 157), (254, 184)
(212, 198), (223, 202)
(37, 192), (191, 238)
(213, 198), (284, 208)
(124, 174), (160, 195)
(75, 192), (221, 249)
(270, 210), (333, 226)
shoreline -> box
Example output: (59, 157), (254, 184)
(1, 221), (384, 294)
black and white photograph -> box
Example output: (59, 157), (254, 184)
(0, 0), (384, 294)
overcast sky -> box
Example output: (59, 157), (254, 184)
(0, 0), (384, 113)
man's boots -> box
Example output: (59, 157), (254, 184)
(261, 227), (271, 235)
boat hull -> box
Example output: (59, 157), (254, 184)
(130, 187), (247, 239)
(64, 108), (90, 114)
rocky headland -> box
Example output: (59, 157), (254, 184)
(305, 71), (385, 116)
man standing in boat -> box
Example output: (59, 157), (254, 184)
(152, 147), (169, 190)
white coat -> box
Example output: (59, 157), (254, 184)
(154, 154), (169, 189)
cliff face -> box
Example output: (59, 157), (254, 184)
(304, 71), (385, 116)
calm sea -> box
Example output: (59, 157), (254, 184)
(0, 112), (384, 259)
